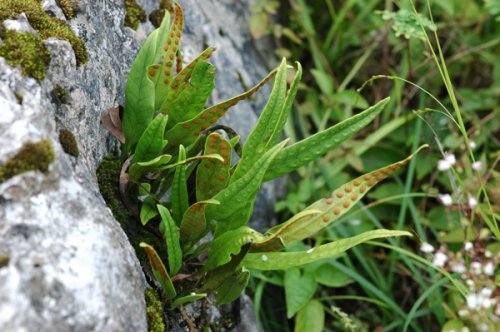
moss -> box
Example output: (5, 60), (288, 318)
(0, 0), (88, 65)
(0, 255), (9, 268)
(59, 0), (79, 20)
(0, 30), (50, 81)
(53, 84), (68, 104)
(149, 0), (173, 28)
(0, 140), (55, 183)
(59, 128), (79, 157)
(96, 156), (163, 264)
(14, 92), (24, 104)
(124, 0), (146, 30)
(145, 288), (166, 332)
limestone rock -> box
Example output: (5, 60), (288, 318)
(0, 0), (275, 331)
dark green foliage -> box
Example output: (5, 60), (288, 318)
(59, 128), (79, 157)
(59, 0), (80, 19)
(0, 0), (88, 65)
(124, 0), (146, 30)
(0, 140), (55, 183)
(0, 30), (50, 81)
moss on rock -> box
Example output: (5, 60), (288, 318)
(59, 128), (79, 157)
(59, 0), (80, 20)
(0, 140), (55, 183)
(124, 0), (146, 30)
(145, 288), (165, 332)
(149, 0), (173, 28)
(0, 0), (88, 65)
(0, 30), (50, 81)
(53, 84), (68, 104)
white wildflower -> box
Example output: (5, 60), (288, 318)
(483, 261), (494, 276)
(451, 262), (466, 273)
(438, 153), (456, 171)
(464, 242), (473, 251)
(471, 261), (482, 274)
(433, 252), (448, 267)
(458, 309), (469, 317)
(438, 193), (453, 206)
(461, 327), (470, 332)
(477, 323), (489, 332)
(469, 141), (476, 149)
(482, 298), (493, 309)
(261, 254), (268, 262)
(306, 248), (314, 254)
(481, 287), (493, 297)
(472, 161), (482, 170)
(468, 196), (478, 209)
(420, 242), (435, 253)
(466, 293), (478, 309)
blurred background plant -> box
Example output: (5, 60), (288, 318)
(248, 0), (499, 331)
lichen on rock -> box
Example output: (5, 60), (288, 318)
(0, 0), (88, 65)
(0, 140), (55, 183)
(0, 30), (51, 81)
(58, 128), (79, 157)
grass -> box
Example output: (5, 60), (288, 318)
(249, 0), (499, 330)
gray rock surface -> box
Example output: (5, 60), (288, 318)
(0, 0), (275, 331)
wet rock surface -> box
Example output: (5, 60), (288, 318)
(0, 0), (274, 331)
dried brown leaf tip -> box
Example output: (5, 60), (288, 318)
(101, 106), (125, 144)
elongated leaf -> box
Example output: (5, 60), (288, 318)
(140, 242), (176, 299)
(243, 229), (412, 270)
(164, 68), (276, 149)
(180, 199), (219, 244)
(231, 59), (288, 182)
(171, 293), (207, 309)
(161, 61), (216, 126)
(258, 146), (426, 246)
(285, 268), (316, 318)
(205, 227), (262, 271)
(171, 145), (189, 224)
(216, 269), (250, 305)
(294, 300), (325, 332)
(196, 133), (232, 201)
(129, 154), (172, 179)
(122, 11), (171, 155)
(264, 97), (391, 181)
(131, 114), (168, 164)
(157, 205), (182, 275)
(147, 3), (184, 110)
(206, 140), (288, 236)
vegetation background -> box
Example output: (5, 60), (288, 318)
(247, 0), (499, 331)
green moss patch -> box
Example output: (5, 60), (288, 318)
(0, 30), (50, 81)
(0, 255), (9, 268)
(149, 0), (173, 28)
(145, 288), (165, 332)
(124, 0), (146, 30)
(0, 140), (55, 183)
(59, 128), (79, 157)
(0, 0), (88, 65)
(59, 0), (80, 20)
(53, 84), (68, 104)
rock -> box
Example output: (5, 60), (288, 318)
(0, 0), (275, 331)
(3, 13), (38, 35)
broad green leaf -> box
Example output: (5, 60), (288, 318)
(161, 61), (216, 127)
(314, 263), (353, 288)
(157, 205), (182, 275)
(139, 242), (176, 299)
(196, 133), (232, 201)
(216, 269), (250, 305)
(171, 293), (207, 309)
(180, 199), (219, 244)
(311, 68), (333, 95)
(131, 114), (168, 164)
(231, 59), (288, 182)
(205, 226), (262, 271)
(259, 146), (425, 245)
(164, 68), (277, 149)
(243, 229), (412, 270)
(206, 140), (288, 237)
(140, 197), (158, 226)
(264, 97), (390, 181)
(147, 3), (184, 110)
(171, 145), (189, 224)
(285, 268), (316, 318)
(294, 300), (325, 332)
(122, 10), (171, 155)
